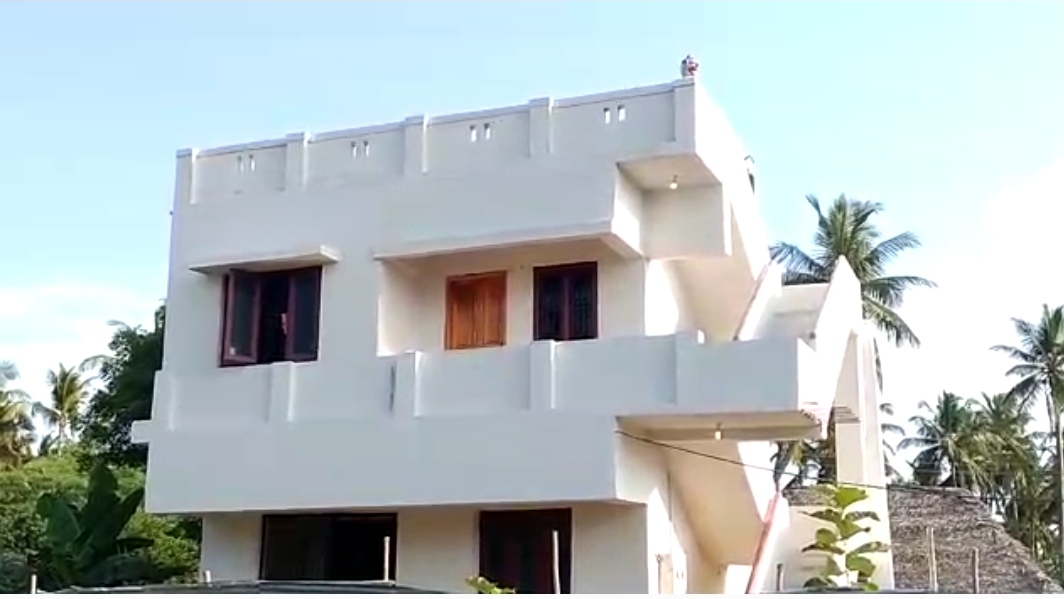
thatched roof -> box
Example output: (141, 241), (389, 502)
(785, 485), (1062, 593)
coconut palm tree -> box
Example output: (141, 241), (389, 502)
(32, 355), (106, 448)
(771, 438), (822, 489)
(36, 433), (60, 457)
(0, 360), (37, 464)
(901, 392), (988, 489)
(770, 194), (936, 348)
(880, 401), (906, 479)
(970, 392), (1037, 509)
(991, 304), (1064, 578)
(769, 194), (934, 485)
(1003, 450), (1055, 563)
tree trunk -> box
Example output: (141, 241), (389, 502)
(1056, 419), (1064, 581)
(1049, 393), (1064, 582)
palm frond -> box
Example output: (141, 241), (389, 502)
(864, 293), (922, 348)
(863, 275), (937, 308)
(881, 422), (906, 437)
(866, 231), (924, 267)
(769, 242), (829, 282)
(0, 361), (19, 384)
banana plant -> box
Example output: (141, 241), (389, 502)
(800, 484), (890, 591)
(32, 463), (164, 591)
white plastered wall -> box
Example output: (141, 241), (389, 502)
(199, 502), (665, 593)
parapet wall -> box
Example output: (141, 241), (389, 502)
(177, 78), (703, 205)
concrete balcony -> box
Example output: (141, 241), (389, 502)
(141, 332), (824, 436)
(398, 332), (823, 436)
(134, 331), (829, 515)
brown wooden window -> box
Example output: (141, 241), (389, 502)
(220, 266), (322, 366)
(533, 262), (598, 342)
(445, 272), (507, 350)
(479, 508), (572, 594)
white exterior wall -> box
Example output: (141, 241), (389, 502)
(139, 75), (835, 515)
(199, 500), (701, 594)
(140, 73), (887, 592)
(197, 436), (743, 594)
(378, 241), (651, 354)
(762, 326), (895, 592)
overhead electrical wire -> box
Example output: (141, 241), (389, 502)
(615, 429), (1039, 497)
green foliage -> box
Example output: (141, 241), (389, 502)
(124, 513), (199, 585)
(0, 309), (198, 592)
(32, 356), (108, 451)
(79, 306), (164, 470)
(465, 575), (515, 594)
(899, 383), (1064, 577)
(800, 484), (889, 591)
(28, 462), (187, 591)
(0, 360), (36, 464)
(770, 195), (932, 487)
(770, 194), (935, 349)
(0, 455), (196, 592)
(0, 456), (87, 560)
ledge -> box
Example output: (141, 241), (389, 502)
(131, 420), (153, 444)
(372, 221), (612, 261)
(189, 245), (341, 275)
(621, 410), (822, 443)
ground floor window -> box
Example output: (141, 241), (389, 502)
(478, 508), (572, 594)
(259, 513), (397, 581)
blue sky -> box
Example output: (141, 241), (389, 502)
(2, 1), (1064, 431)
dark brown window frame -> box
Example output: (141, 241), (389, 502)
(220, 270), (262, 366)
(532, 261), (598, 342)
(478, 508), (572, 594)
(258, 513), (398, 582)
(219, 266), (323, 367)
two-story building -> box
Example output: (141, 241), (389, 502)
(132, 60), (893, 593)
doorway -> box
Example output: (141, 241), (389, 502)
(259, 513), (398, 581)
(479, 508), (572, 593)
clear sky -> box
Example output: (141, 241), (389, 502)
(1, 1), (1063, 433)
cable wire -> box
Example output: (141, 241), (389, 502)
(614, 429), (1036, 497)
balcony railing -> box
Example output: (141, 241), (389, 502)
(147, 331), (824, 438)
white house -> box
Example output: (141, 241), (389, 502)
(132, 59), (892, 593)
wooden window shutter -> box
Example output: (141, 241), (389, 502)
(446, 280), (476, 350)
(479, 273), (506, 347)
(446, 272), (506, 350)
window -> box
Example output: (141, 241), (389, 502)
(479, 509), (572, 594)
(220, 266), (322, 366)
(445, 272), (507, 350)
(533, 262), (597, 342)
(260, 513), (397, 581)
